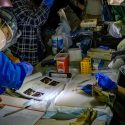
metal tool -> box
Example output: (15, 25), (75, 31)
(3, 105), (30, 117)
(72, 79), (91, 91)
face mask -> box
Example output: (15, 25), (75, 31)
(4, 23), (13, 43)
(0, 29), (6, 50)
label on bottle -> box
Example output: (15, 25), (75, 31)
(52, 35), (58, 55)
(57, 35), (63, 52)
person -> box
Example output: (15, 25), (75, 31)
(0, 48), (33, 108)
(95, 72), (125, 124)
(10, 0), (55, 66)
(70, 0), (86, 14)
(0, 16), (33, 107)
(44, 0), (85, 29)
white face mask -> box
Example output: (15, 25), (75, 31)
(0, 29), (6, 50)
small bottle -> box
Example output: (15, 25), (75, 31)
(52, 35), (58, 55)
(57, 35), (63, 52)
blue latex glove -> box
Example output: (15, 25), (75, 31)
(95, 73), (117, 90)
(43, 0), (55, 8)
(0, 52), (26, 90)
(81, 84), (92, 95)
(19, 62), (33, 76)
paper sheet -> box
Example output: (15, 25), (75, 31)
(1, 95), (47, 112)
(23, 72), (42, 84)
(16, 75), (65, 101)
(0, 106), (44, 125)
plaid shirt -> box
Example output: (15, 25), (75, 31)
(11, 0), (50, 66)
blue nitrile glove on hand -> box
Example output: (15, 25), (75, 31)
(0, 52), (27, 91)
(81, 84), (92, 95)
(43, 0), (55, 8)
(18, 62), (33, 76)
(95, 73), (117, 90)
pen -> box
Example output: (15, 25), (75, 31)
(72, 79), (91, 91)
(3, 105), (30, 117)
(77, 79), (91, 84)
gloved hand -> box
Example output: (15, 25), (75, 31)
(95, 73), (117, 90)
(42, 0), (55, 8)
(93, 85), (116, 107)
(81, 84), (92, 95)
(19, 62), (33, 76)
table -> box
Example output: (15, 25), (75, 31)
(0, 62), (118, 125)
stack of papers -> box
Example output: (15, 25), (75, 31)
(0, 95), (45, 125)
(87, 48), (113, 60)
(16, 73), (65, 101)
(0, 106), (44, 125)
(80, 19), (97, 28)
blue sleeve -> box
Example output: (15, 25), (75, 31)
(0, 52), (26, 90)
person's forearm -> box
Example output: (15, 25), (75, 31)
(117, 85), (125, 96)
(112, 85), (125, 121)
(113, 100), (125, 121)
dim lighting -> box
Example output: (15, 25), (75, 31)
(0, 0), (13, 7)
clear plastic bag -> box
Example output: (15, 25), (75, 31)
(55, 8), (73, 50)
